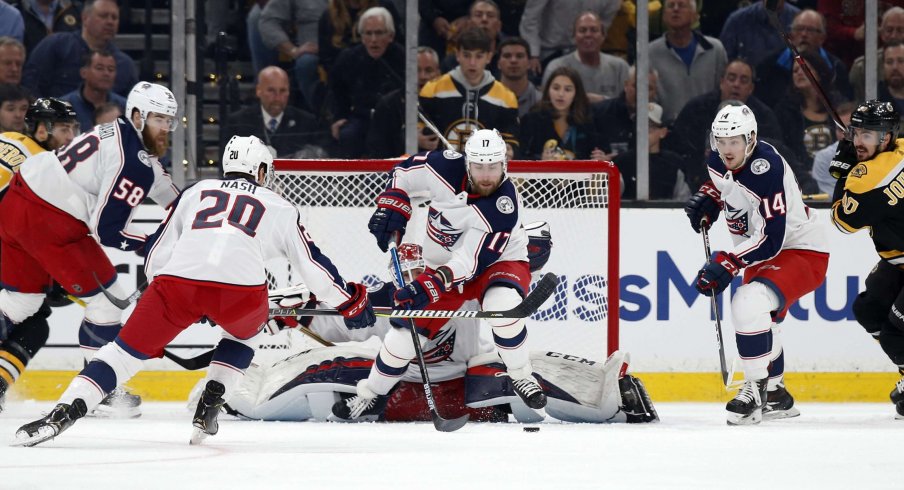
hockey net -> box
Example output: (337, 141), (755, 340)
(271, 159), (620, 361)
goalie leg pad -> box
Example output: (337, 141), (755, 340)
(731, 281), (779, 380)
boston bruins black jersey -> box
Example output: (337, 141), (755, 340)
(419, 68), (519, 153)
(0, 131), (45, 200)
(832, 139), (904, 266)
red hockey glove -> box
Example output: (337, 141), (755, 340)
(337, 282), (376, 330)
(695, 252), (745, 296)
(685, 181), (723, 233)
(369, 188), (412, 252)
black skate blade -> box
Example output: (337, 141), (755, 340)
(433, 413), (468, 432)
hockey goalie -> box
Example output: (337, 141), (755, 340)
(212, 224), (657, 424)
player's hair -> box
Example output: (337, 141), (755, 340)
(498, 36), (530, 54)
(328, 0), (380, 48)
(457, 26), (492, 52)
(0, 83), (29, 106)
(81, 48), (115, 69)
(0, 36), (25, 55)
(534, 66), (592, 125)
(357, 6), (394, 37)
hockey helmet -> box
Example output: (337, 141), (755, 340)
(25, 98), (78, 134)
(710, 103), (758, 161)
(222, 135), (274, 187)
(126, 82), (178, 132)
(388, 243), (426, 286)
(465, 128), (508, 176)
(850, 100), (900, 143)
(525, 221), (552, 273)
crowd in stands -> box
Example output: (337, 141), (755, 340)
(1, 0), (903, 200)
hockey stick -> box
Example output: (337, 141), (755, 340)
(92, 273), (146, 310)
(389, 238), (468, 432)
(763, 0), (846, 132)
(700, 222), (731, 387)
(269, 272), (558, 320)
(417, 110), (453, 151)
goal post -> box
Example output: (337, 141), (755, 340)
(272, 159), (620, 362)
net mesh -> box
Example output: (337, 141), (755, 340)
(271, 160), (618, 361)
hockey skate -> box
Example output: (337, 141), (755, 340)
(89, 387), (142, 419)
(619, 374), (659, 423)
(726, 378), (768, 426)
(12, 399), (87, 447)
(763, 383), (800, 420)
(331, 380), (389, 422)
(190, 380), (226, 445)
(509, 369), (547, 410)
(890, 378), (904, 420)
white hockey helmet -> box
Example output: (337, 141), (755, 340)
(223, 135), (274, 186)
(465, 128), (508, 175)
(710, 103), (757, 160)
(126, 82), (179, 132)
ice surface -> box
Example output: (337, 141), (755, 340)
(0, 401), (899, 490)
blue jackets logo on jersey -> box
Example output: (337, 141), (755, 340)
(427, 208), (463, 250)
(725, 202), (749, 236)
(750, 158), (770, 174)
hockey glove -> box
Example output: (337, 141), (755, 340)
(685, 181), (722, 233)
(393, 268), (452, 312)
(265, 284), (318, 334)
(337, 282), (376, 330)
(695, 252), (745, 296)
(368, 188), (412, 252)
(829, 139), (858, 179)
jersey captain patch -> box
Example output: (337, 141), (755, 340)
(496, 196), (515, 214)
(750, 158), (770, 175)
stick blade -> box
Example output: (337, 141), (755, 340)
(433, 413), (469, 432)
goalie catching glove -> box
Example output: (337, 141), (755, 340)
(695, 252), (745, 296)
(265, 284), (317, 335)
(684, 181), (722, 233)
(369, 188), (412, 252)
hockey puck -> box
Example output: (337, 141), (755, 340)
(523, 426), (540, 432)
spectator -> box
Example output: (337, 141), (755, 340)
(664, 59), (784, 189)
(497, 37), (541, 117)
(719, 0), (800, 67)
(365, 46), (442, 158)
(821, 0), (864, 67)
(650, 0), (727, 122)
(0, 84), (29, 132)
(418, 0), (470, 59)
(259, 0), (328, 112)
(419, 26), (519, 155)
(878, 41), (904, 119)
(21, 0), (138, 98)
(542, 11), (629, 103)
(592, 66), (659, 160)
(0, 2), (24, 43)
(318, 0), (402, 74)
(223, 66), (325, 158)
(772, 50), (846, 190)
(811, 102), (855, 195)
(246, 1), (274, 75)
(329, 6), (403, 158)
(850, 7), (904, 102)
(519, 0), (621, 76)
(12, 0), (81, 54)
(754, 9), (853, 108)
(93, 101), (122, 125)
(614, 102), (692, 200)
(440, 1), (504, 76)
(59, 49), (127, 133)
(496, 0), (526, 38)
(0, 37), (25, 86)
(519, 66), (603, 160)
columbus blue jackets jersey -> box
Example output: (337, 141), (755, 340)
(389, 149), (528, 283)
(706, 141), (827, 265)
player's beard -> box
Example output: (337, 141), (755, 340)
(470, 176), (502, 197)
(142, 126), (170, 156)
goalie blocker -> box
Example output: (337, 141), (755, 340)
(222, 347), (657, 424)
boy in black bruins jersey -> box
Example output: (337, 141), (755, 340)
(0, 98), (78, 410)
(419, 26), (519, 157)
(829, 100), (904, 418)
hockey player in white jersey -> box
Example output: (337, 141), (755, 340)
(234, 234), (657, 424)
(0, 83), (180, 417)
(330, 128), (546, 421)
(684, 104), (829, 425)
(13, 135), (376, 447)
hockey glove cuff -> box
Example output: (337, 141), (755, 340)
(393, 267), (452, 311)
(829, 139), (858, 179)
(695, 252), (745, 296)
(369, 188), (412, 252)
(338, 282), (376, 330)
(685, 181), (723, 233)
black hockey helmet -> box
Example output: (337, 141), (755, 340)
(849, 100), (900, 142)
(25, 98), (78, 134)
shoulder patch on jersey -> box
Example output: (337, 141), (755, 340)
(136, 150), (153, 167)
(846, 150), (903, 194)
(443, 149), (462, 160)
(750, 158), (770, 175)
(850, 163), (867, 178)
(496, 196), (515, 214)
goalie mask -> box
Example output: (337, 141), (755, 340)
(388, 243), (425, 287)
(126, 82), (178, 132)
(710, 104), (757, 167)
(223, 135), (275, 187)
(465, 128), (507, 195)
(525, 221), (552, 273)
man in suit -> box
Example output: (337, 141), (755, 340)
(222, 66), (326, 159)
